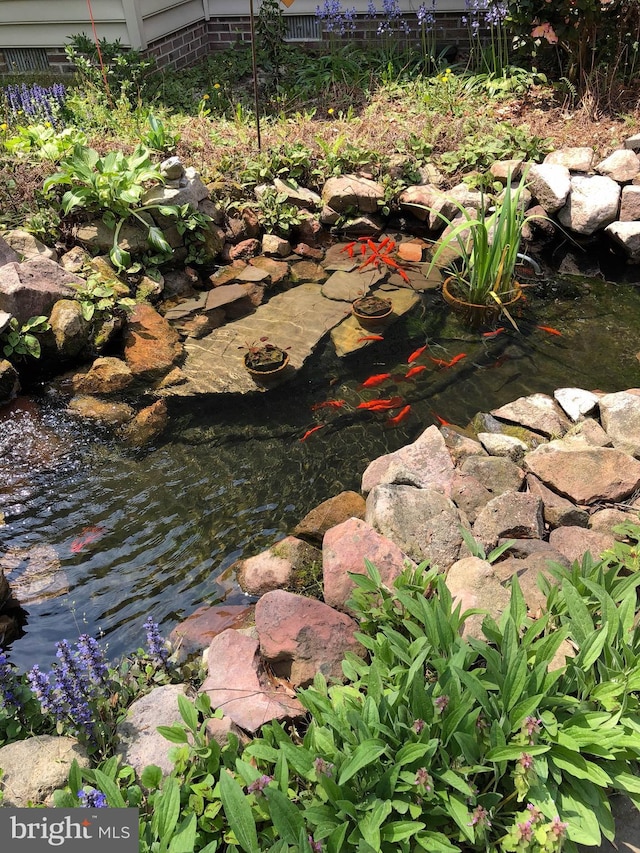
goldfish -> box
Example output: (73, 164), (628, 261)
(432, 412), (450, 426)
(404, 365), (428, 379)
(536, 325), (562, 336)
(386, 404), (411, 426)
(310, 400), (346, 411)
(300, 424), (325, 442)
(361, 372), (392, 388)
(340, 241), (356, 257)
(357, 335), (385, 342)
(429, 357), (450, 369)
(71, 525), (107, 554)
(407, 344), (428, 363)
(448, 353), (467, 367)
(482, 327), (505, 338)
(357, 396), (404, 411)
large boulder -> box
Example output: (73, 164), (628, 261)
(361, 425), (455, 494)
(48, 298), (90, 358)
(491, 393), (571, 438)
(255, 589), (364, 687)
(0, 735), (90, 806)
(544, 148), (595, 172)
(321, 175), (385, 214)
(445, 556), (511, 640)
(293, 490), (366, 544)
(0, 258), (82, 324)
(596, 149), (640, 183)
(558, 175), (621, 235)
(123, 303), (183, 380)
(598, 390), (640, 456)
(605, 221), (640, 262)
(169, 603), (255, 663)
(236, 536), (321, 596)
(527, 163), (571, 213)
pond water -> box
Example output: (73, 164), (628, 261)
(2, 253), (640, 671)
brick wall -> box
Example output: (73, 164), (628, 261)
(145, 20), (209, 70)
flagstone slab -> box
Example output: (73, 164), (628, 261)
(332, 287), (420, 357)
(165, 283), (351, 395)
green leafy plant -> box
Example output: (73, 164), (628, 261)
(256, 187), (302, 236)
(2, 124), (87, 162)
(142, 113), (180, 154)
(70, 274), (136, 323)
(1, 315), (50, 360)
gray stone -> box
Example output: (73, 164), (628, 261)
(0, 735), (90, 806)
(624, 134), (640, 151)
(544, 148), (596, 172)
(273, 178), (321, 210)
(527, 163), (571, 213)
(361, 424), (455, 494)
(76, 218), (151, 253)
(321, 175), (385, 214)
(526, 474), (589, 528)
(596, 149), (640, 182)
(116, 684), (189, 777)
(558, 175), (621, 235)
(322, 269), (372, 302)
(619, 185), (640, 221)
(560, 418), (612, 449)
(472, 492), (544, 552)
(490, 159), (524, 182)
(398, 184), (458, 230)
(366, 484), (464, 570)
(599, 390), (640, 456)
(160, 156), (184, 180)
(142, 165), (209, 209)
(0, 234), (19, 267)
(236, 536), (321, 596)
(524, 445), (640, 503)
(0, 258), (82, 324)
(340, 214), (385, 237)
(0, 310), (11, 334)
(605, 221), (640, 261)
(460, 455), (525, 496)
(441, 427), (487, 465)
(553, 387), (600, 422)
(1, 229), (57, 262)
(477, 431), (527, 462)
(49, 298), (90, 358)
(200, 629), (305, 733)
(449, 470), (493, 524)
(1, 544), (69, 605)
(445, 556), (511, 640)
(589, 507), (640, 537)
(491, 392), (571, 438)
(261, 234), (291, 257)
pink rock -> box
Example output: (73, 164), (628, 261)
(445, 556), (511, 639)
(169, 603), (255, 662)
(548, 527), (615, 564)
(255, 589), (364, 687)
(361, 425), (455, 494)
(0, 258), (82, 324)
(200, 629), (304, 733)
(236, 536), (321, 596)
(322, 517), (415, 611)
(293, 491), (366, 544)
(524, 446), (640, 503)
(229, 239), (261, 261)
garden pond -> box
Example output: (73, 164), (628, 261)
(2, 252), (640, 670)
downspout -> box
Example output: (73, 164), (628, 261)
(203, 0), (211, 21)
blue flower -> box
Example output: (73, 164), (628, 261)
(78, 788), (108, 808)
(144, 616), (169, 664)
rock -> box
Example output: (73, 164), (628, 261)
(200, 222), (225, 261)
(0, 258), (82, 324)
(293, 242), (324, 260)
(398, 184), (458, 230)
(340, 214), (385, 237)
(73, 356), (134, 395)
(553, 387), (599, 422)
(200, 629), (305, 732)
(119, 399), (168, 447)
(619, 185), (640, 221)
(48, 298), (90, 358)
(624, 133), (640, 151)
(366, 484), (464, 569)
(517, 560), (557, 615)
(0, 310), (10, 335)
(397, 239), (425, 262)
(604, 221), (640, 262)
(116, 684), (189, 777)
(477, 431), (527, 462)
(527, 163), (571, 213)
(59, 245), (91, 273)
(548, 527), (615, 564)
(261, 234), (291, 257)
(293, 491), (366, 544)
(228, 238), (261, 261)
(1, 229), (57, 262)
(0, 735), (90, 806)
(76, 218), (151, 254)
(142, 165), (209, 209)
(472, 492), (544, 552)
(560, 418), (612, 449)
(273, 178), (321, 210)
(589, 507), (639, 537)
(292, 212), (324, 246)
(205, 714), (250, 748)
(596, 149), (640, 182)
(598, 390), (640, 455)
(290, 260), (325, 283)
(170, 603), (255, 663)
(236, 536), (322, 596)
(322, 269), (371, 302)
(449, 471), (493, 524)
(460, 456), (525, 496)
(440, 427), (486, 465)
(490, 158), (524, 182)
(322, 516), (414, 611)
(544, 148), (595, 172)
(558, 175), (621, 235)
(0, 234), (20, 267)
(250, 256), (290, 285)
(322, 175), (385, 214)
(1, 543), (68, 605)
(160, 156), (185, 180)
(491, 392), (571, 437)
(445, 556), (511, 640)
(361, 425), (455, 494)
(526, 475), (589, 528)
(524, 445), (640, 503)
(448, 183), (484, 210)
(0, 358), (20, 402)
(123, 303), (183, 380)
(68, 394), (135, 426)
(255, 589), (364, 687)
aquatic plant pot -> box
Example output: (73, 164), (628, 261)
(352, 295), (393, 327)
(244, 348), (290, 382)
(442, 277), (522, 327)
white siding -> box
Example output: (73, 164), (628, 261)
(209, 0), (465, 14)
(139, 0), (205, 44)
(0, 0), (129, 48)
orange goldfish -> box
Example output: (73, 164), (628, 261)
(71, 525), (107, 554)
(386, 404), (411, 426)
(361, 372), (392, 388)
(357, 335), (385, 342)
(536, 325), (562, 336)
(448, 353), (467, 367)
(300, 424), (325, 442)
(357, 396), (404, 411)
(429, 357), (450, 369)
(310, 400), (346, 411)
(407, 344), (428, 363)
(404, 365), (428, 379)
(482, 327), (505, 338)
(432, 412), (450, 426)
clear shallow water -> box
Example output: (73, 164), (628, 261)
(2, 265), (640, 671)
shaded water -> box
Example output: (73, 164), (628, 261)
(2, 264), (640, 670)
